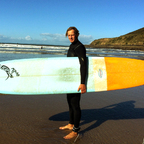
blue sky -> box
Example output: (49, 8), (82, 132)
(0, 0), (144, 45)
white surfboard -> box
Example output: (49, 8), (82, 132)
(0, 57), (144, 95)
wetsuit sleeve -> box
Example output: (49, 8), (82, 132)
(74, 45), (87, 84)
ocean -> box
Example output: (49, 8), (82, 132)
(0, 44), (144, 61)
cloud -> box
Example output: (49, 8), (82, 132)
(0, 34), (10, 40)
(40, 33), (93, 44)
(40, 33), (64, 38)
(25, 35), (32, 41)
(0, 34), (34, 44)
(79, 35), (93, 44)
(40, 33), (66, 41)
(0, 33), (93, 45)
(40, 33), (69, 45)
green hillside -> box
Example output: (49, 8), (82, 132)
(89, 27), (144, 50)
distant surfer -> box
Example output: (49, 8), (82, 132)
(59, 27), (87, 140)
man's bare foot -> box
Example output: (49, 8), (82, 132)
(64, 131), (78, 139)
(59, 124), (74, 130)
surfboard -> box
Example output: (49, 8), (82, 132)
(0, 57), (144, 95)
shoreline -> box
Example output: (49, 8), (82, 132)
(0, 43), (68, 48)
(85, 45), (144, 51)
(1, 43), (144, 59)
(0, 43), (68, 55)
(0, 50), (67, 55)
(1, 43), (144, 51)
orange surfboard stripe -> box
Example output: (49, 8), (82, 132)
(105, 57), (144, 91)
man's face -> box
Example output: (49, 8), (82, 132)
(68, 29), (77, 43)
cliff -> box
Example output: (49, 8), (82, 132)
(88, 27), (144, 50)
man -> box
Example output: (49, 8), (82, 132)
(59, 27), (87, 139)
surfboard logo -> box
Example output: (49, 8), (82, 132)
(0, 64), (20, 80)
(98, 69), (103, 78)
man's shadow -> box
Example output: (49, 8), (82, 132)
(49, 100), (144, 134)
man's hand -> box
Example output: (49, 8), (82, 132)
(77, 84), (86, 94)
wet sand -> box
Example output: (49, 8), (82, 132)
(0, 86), (144, 144)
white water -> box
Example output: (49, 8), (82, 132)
(0, 44), (144, 60)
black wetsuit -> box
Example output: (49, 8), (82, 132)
(67, 40), (87, 132)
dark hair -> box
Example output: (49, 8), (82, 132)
(65, 27), (79, 37)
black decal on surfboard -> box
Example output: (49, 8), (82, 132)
(0, 64), (20, 80)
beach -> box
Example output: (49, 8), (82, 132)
(0, 45), (144, 143)
(0, 86), (144, 144)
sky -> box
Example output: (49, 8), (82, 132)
(0, 0), (144, 45)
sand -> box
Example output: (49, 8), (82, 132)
(0, 86), (144, 144)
